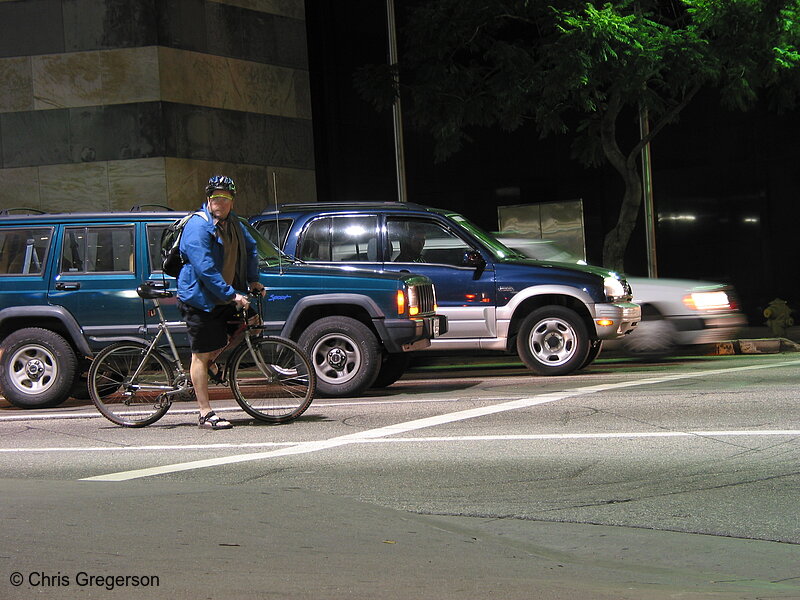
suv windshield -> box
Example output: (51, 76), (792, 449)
(240, 220), (295, 267)
(446, 213), (526, 260)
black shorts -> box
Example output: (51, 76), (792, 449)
(177, 301), (243, 354)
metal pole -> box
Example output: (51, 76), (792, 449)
(639, 105), (657, 277)
(386, 0), (408, 203)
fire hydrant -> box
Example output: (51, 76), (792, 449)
(763, 298), (794, 338)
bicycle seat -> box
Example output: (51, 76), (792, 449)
(136, 283), (174, 300)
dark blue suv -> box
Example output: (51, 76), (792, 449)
(0, 209), (443, 407)
(251, 202), (640, 377)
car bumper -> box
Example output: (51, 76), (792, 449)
(671, 313), (748, 345)
(592, 302), (641, 339)
(378, 314), (449, 353)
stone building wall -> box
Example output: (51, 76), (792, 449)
(0, 0), (316, 216)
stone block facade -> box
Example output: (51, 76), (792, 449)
(0, 0), (316, 215)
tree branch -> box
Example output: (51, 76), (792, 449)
(628, 82), (702, 164)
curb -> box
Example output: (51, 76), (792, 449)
(708, 337), (800, 355)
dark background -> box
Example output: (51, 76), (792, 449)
(304, 1), (800, 324)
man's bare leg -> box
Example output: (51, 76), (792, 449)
(190, 351), (214, 417)
(189, 316), (258, 417)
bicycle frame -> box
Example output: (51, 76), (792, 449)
(123, 296), (188, 398)
(140, 291), (268, 390)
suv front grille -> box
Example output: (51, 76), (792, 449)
(413, 283), (436, 314)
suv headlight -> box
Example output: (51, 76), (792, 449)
(408, 286), (420, 316)
(604, 275), (627, 302)
(397, 286), (421, 316)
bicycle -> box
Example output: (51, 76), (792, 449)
(88, 281), (316, 427)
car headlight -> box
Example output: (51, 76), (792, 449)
(682, 291), (731, 311)
(408, 285), (419, 316)
(604, 276), (626, 301)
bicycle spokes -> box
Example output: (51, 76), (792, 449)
(229, 337), (315, 423)
(89, 343), (174, 427)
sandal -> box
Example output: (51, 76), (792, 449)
(207, 362), (225, 385)
(198, 411), (232, 430)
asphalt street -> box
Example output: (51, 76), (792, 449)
(1, 352), (799, 599)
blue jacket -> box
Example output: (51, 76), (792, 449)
(177, 205), (259, 312)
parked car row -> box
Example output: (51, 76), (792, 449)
(0, 209), (443, 408)
(1, 200), (744, 411)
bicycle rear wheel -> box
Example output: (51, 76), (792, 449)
(229, 336), (315, 423)
(88, 342), (174, 427)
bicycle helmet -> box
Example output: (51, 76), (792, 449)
(205, 175), (236, 197)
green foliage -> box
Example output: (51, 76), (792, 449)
(355, 0), (800, 268)
(356, 0), (800, 164)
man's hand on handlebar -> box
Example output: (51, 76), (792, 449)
(249, 282), (266, 297)
(232, 293), (250, 310)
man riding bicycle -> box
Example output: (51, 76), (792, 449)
(177, 175), (265, 430)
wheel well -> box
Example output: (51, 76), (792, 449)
(0, 317), (80, 354)
(286, 304), (380, 344)
(507, 294), (595, 352)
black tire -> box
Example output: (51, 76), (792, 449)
(88, 342), (173, 427)
(298, 316), (381, 397)
(580, 340), (603, 370)
(620, 316), (676, 360)
(372, 353), (410, 388)
(229, 336), (316, 423)
(0, 328), (77, 408)
(516, 306), (590, 376)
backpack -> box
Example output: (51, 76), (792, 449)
(160, 210), (209, 277)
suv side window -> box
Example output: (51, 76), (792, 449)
(387, 218), (472, 266)
(255, 218), (293, 248)
(331, 215), (378, 261)
(300, 216), (379, 262)
(0, 228), (52, 275)
(61, 226), (134, 273)
(146, 223), (167, 273)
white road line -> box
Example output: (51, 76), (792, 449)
(4, 430), (800, 454)
(81, 358), (800, 482)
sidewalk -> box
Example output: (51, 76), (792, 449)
(708, 325), (800, 355)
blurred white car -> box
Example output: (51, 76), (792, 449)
(496, 235), (747, 359)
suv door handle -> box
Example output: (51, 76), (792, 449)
(55, 282), (81, 290)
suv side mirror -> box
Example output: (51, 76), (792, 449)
(462, 250), (486, 270)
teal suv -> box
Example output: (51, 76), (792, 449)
(0, 209), (444, 407)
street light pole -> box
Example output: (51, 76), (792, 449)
(639, 105), (658, 277)
(386, 0), (408, 203)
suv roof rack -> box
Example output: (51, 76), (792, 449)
(0, 207), (47, 215)
(130, 204), (174, 212)
(265, 201), (426, 213)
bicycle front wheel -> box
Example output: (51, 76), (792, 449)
(88, 342), (174, 427)
(229, 336), (315, 423)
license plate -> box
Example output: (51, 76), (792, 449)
(432, 318), (440, 337)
